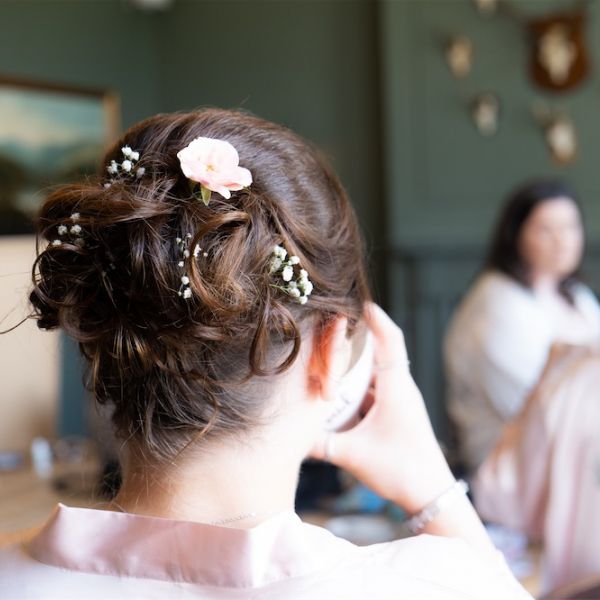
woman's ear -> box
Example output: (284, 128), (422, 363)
(306, 316), (350, 401)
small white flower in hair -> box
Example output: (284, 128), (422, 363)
(181, 275), (190, 285)
(178, 260), (185, 267)
(183, 288), (192, 299)
(105, 147), (142, 186)
(282, 265), (293, 282)
(274, 245), (287, 260)
(269, 244), (313, 305)
(57, 225), (68, 235)
(70, 224), (82, 235)
(71, 213), (80, 221)
(193, 244), (201, 258)
(51, 239), (62, 246)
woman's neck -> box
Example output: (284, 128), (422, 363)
(110, 417), (310, 527)
(529, 271), (561, 296)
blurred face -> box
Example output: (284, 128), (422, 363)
(518, 197), (584, 280)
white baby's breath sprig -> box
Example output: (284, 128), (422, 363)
(51, 212), (86, 248)
(176, 233), (208, 300)
(105, 145), (145, 183)
(269, 245), (313, 305)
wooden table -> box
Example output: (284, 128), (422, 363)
(0, 461), (101, 545)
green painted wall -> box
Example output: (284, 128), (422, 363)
(380, 0), (600, 248)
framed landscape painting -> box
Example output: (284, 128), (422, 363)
(0, 77), (119, 235)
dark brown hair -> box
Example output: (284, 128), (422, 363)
(484, 178), (583, 301)
(28, 109), (370, 462)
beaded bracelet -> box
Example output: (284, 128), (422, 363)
(403, 479), (469, 535)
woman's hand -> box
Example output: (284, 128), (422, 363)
(310, 302), (455, 514)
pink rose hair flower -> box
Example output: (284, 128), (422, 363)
(177, 137), (253, 205)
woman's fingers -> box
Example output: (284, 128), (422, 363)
(364, 302), (409, 368)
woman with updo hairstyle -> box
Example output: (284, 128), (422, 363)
(0, 110), (530, 599)
(445, 179), (600, 474)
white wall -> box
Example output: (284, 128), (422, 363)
(0, 236), (59, 452)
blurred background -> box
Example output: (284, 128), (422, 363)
(1, 0), (600, 586)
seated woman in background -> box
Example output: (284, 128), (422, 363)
(0, 110), (531, 598)
(444, 180), (600, 473)
(474, 346), (600, 594)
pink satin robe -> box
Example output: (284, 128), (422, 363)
(474, 353), (600, 594)
(0, 503), (531, 598)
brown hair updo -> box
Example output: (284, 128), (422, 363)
(29, 109), (370, 462)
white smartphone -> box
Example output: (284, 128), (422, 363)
(323, 321), (374, 432)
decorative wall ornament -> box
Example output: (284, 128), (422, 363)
(532, 102), (577, 165)
(496, 0), (591, 92)
(528, 10), (590, 92)
(471, 93), (500, 136)
(473, 0), (498, 17)
(129, 0), (174, 10)
(446, 37), (473, 78)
